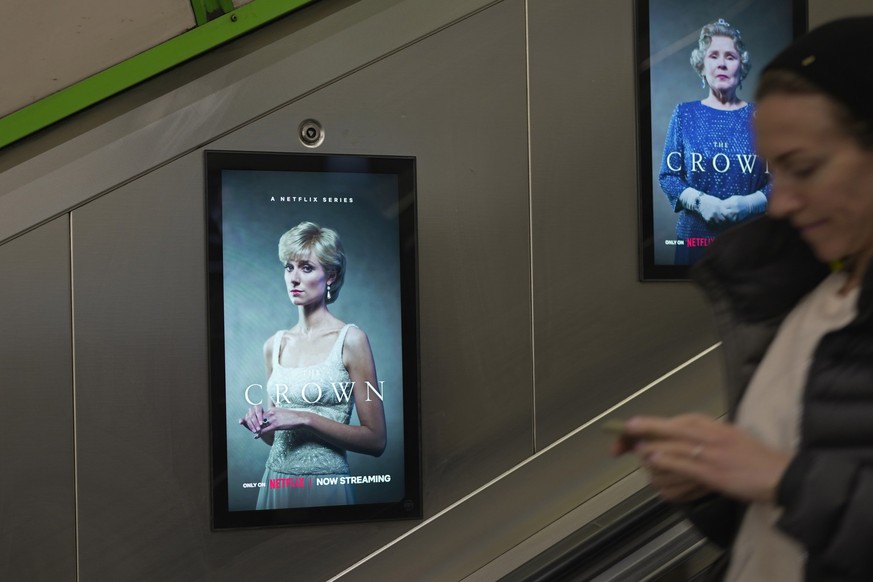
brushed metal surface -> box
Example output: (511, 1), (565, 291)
(528, 0), (720, 448)
(334, 347), (725, 581)
(0, 0), (194, 117)
(0, 0), (503, 245)
(71, 1), (530, 580)
(70, 162), (217, 581)
(0, 216), (76, 580)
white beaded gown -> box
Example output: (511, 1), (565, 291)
(256, 324), (357, 509)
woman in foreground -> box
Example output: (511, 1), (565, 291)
(615, 17), (873, 580)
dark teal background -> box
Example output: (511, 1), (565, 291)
(219, 168), (406, 510)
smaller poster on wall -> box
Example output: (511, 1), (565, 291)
(636, 0), (807, 280)
(206, 150), (421, 528)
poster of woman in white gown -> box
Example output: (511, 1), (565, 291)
(206, 152), (420, 528)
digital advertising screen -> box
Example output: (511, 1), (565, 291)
(636, 0), (807, 280)
(206, 151), (421, 528)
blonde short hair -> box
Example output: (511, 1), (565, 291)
(278, 222), (346, 304)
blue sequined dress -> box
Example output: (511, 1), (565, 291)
(659, 101), (771, 263)
(255, 324), (356, 509)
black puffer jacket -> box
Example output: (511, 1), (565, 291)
(689, 216), (873, 581)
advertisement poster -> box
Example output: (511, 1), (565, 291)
(206, 151), (421, 528)
(637, 0), (806, 279)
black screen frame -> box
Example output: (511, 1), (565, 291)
(205, 150), (422, 529)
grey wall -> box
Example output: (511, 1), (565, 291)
(0, 0), (195, 117)
(0, 216), (76, 580)
(1, 0), (869, 580)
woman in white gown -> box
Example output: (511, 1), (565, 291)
(240, 221), (386, 509)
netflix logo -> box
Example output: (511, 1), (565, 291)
(664, 238), (715, 248)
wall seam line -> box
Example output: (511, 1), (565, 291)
(69, 213), (81, 582)
(523, 0), (537, 455)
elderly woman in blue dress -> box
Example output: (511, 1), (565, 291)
(659, 19), (770, 265)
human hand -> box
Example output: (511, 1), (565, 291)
(240, 404), (270, 438)
(697, 194), (727, 224)
(256, 406), (308, 436)
(610, 419), (711, 503)
(647, 466), (712, 503)
(624, 413), (792, 504)
(719, 196), (751, 223)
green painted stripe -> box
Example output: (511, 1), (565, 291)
(0, 0), (318, 150)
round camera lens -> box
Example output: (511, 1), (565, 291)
(297, 119), (324, 148)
